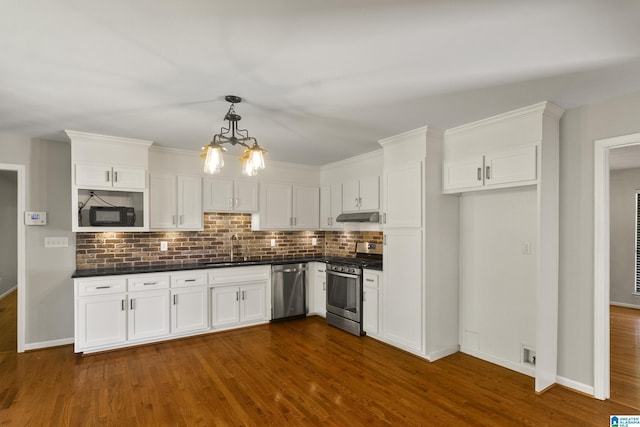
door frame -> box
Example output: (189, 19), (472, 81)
(593, 131), (640, 400)
(0, 163), (26, 353)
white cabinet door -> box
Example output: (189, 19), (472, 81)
(211, 286), (240, 328)
(314, 265), (327, 316)
(484, 145), (537, 187)
(177, 176), (202, 229)
(150, 175), (202, 230)
(171, 286), (208, 334)
(342, 177), (379, 212)
(320, 185), (342, 230)
(342, 180), (360, 213)
(384, 162), (422, 228)
(77, 294), (127, 350)
(363, 287), (379, 336)
(127, 290), (171, 341)
(384, 230), (423, 353)
(75, 163), (113, 188)
(203, 177), (234, 212)
(234, 180), (259, 213)
(443, 157), (484, 192)
(363, 270), (381, 336)
(359, 175), (380, 211)
(150, 175), (178, 228)
(240, 284), (267, 323)
(260, 183), (293, 229)
(112, 166), (146, 189)
(293, 186), (319, 229)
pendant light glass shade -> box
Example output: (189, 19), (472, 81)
(203, 143), (225, 174)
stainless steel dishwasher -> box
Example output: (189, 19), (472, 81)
(271, 263), (307, 321)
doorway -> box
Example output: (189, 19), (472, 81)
(593, 132), (640, 400)
(0, 163), (25, 353)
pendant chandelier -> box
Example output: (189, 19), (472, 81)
(201, 95), (266, 176)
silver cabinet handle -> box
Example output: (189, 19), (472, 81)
(172, 215), (177, 225)
(121, 299), (126, 311)
(355, 197), (359, 207)
(242, 291), (246, 300)
(143, 282), (157, 286)
(383, 213), (387, 224)
(318, 269), (325, 273)
(293, 217), (297, 226)
(106, 170), (110, 183)
(323, 282), (326, 291)
(358, 197), (362, 207)
(96, 285), (111, 289)
(130, 299), (134, 310)
(185, 279), (196, 282)
(486, 166), (491, 180)
(173, 295), (177, 305)
(229, 198), (233, 208)
(477, 167), (482, 181)
(179, 215), (184, 224)
(236, 291), (239, 301)
(114, 171), (118, 183)
(365, 278), (375, 282)
(234, 198), (239, 208)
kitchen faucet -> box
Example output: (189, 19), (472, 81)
(230, 234), (237, 262)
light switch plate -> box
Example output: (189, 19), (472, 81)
(160, 241), (168, 251)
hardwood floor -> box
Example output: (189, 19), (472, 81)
(610, 305), (640, 409)
(0, 313), (637, 426)
(0, 290), (16, 353)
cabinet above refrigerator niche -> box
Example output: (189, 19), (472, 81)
(67, 130), (152, 232)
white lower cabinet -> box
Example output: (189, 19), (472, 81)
(210, 283), (268, 329)
(171, 286), (208, 335)
(311, 262), (327, 317)
(77, 293), (127, 350)
(127, 289), (171, 341)
(363, 270), (382, 337)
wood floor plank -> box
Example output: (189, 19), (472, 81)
(0, 303), (639, 425)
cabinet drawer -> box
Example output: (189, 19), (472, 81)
(208, 266), (270, 286)
(171, 272), (207, 288)
(128, 274), (170, 291)
(77, 278), (126, 296)
(363, 272), (380, 289)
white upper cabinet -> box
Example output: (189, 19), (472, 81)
(252, 183), (319, 230)
(342, 176), (379, 213)
(443, 145), (537, 193)
(203, 178), (259, 213)
(150, 175), (202, 230)
(319, 184), (343, 230)
(67, 130), (152, 232)
(383, 161), (422, 228)
(75, 163), (146, 190)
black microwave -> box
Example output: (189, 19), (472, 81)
(89, 206), (136, 226)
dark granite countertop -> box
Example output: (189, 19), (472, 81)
(72, 256), (383, 278)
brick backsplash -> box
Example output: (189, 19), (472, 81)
(76, 213), (382, 270)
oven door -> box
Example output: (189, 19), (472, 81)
(326, 270), (361, 322)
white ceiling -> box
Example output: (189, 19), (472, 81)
(2, 0), (640, 166)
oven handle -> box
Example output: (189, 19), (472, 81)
(327, 270), (360, 280)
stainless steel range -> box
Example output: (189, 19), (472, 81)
(326, 242), (383, 336)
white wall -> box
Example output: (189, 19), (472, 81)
(609, 167), (640, 307)
(558, 89), (640, 388)
(459, 186), (537, 372)
(0, 170), (17, 297)
(0, 134), (75, 347)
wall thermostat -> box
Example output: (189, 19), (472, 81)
(24, 211), (47, 225)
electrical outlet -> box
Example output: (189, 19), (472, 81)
(311, 238), (317, 246)
(160, 241), (168, 251)
(523, 346), (536, 365)
(44, 237), (68, 248)
(270, 238), (276, 247)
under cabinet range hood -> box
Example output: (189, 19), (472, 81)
(335, 212), (380, 223)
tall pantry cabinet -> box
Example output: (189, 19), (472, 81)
(378, 127), (459, 360)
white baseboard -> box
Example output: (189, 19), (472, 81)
(426, 345), (460, 362)
(24, 337), (74, 351)
(460, 346), (535, 378)
(610, 301), (640, 309)
(556, 375), (594, 396)
(0, 285), (17, 300)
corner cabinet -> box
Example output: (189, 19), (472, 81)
(149, 175), (202, 230)
(252, 183), (319, 230)
(67, 131), (152, 232)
